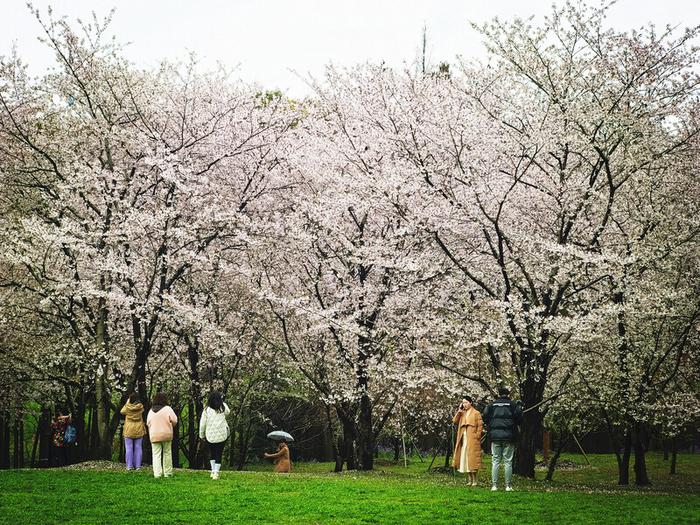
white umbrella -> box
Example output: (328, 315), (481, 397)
(267, 430), (294, 442)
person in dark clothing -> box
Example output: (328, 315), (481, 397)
(50, 409), (72, 467)
(482, 387), (523, 491)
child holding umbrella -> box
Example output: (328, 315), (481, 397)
(265, 431), (293, 473)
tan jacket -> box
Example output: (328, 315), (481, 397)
(452, 408), (483, 471)
(120, 402), (146, 439)
(266, 444), (292, 473)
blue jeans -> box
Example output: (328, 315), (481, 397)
(491, 441), (515, 487)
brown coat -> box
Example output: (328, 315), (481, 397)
(266, 444), (292, 473)
(120, 402), (146, 439)
(452, 408), (483, 471)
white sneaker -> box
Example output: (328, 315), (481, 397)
(491, 486), (498, 491)
(505, 486), (514, 492)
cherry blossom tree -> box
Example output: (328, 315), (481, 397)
(392, 1), (700, 477)
(250, 72), (458, 470)
(1, 2), (697, 479)
(0, 9), (295, 459)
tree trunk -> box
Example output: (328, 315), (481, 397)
(236, 419), (251, 470)
(94, 301), (114, 461)
(187, 401), (196, 468)
(30, 420), (39, 468)
(89, 400), (100, 456)
(515, 407), (542, 478)
(94, 373), (112, 460)
(545, 429), (569, 482)
(85, 400), (93, 457)
(340, 418), (356, 470)
(444, 426), (451, 469)
(192, 427), (205, 469)
(602, 410), (622, 479)
(670, 437), (678, 475)
(335, 437), (344, 472)
(619, 430), (632, 485)
(187, 339), (205, 469)
(0, 411), (9, 469)
(74, 395), (87, 463)
(118, 425), (125, 463)
(172, 421), (180, 469)
(543, 430), (551, 463)
(12, 416), (20, 468)
(356, 392), (374, 470)
(136, 370), (151, 467)
(38, 408), (51, 468)
(633, 424), (650, 486)
(188, 400), (206, 469)
(323, 405), (342, 472)
(94, 360), (117, 461)
(19, 418), (25, 468)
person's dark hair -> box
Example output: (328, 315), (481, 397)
(152, 392), (168, 406)
(128, 392), (140, 404)
(498, 387), (511, 397)
(463, 395), (473, 404)
(207, 390), (224, 413)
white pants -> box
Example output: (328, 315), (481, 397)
(151, 441), (173, 478)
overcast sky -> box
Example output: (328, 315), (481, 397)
(2, 0), (698, 96)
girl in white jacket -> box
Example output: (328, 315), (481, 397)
(199, 390), (230, 479)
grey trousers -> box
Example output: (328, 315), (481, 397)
(491, 441), (515, 486)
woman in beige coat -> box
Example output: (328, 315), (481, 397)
(452, 396), (484, 486)
(120, 392), (146, 470)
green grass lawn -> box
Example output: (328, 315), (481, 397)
(1, 453), (698, 524)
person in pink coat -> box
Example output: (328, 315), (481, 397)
(146, 392), (178, 478)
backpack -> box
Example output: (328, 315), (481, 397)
(64, 424), (77, 445)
